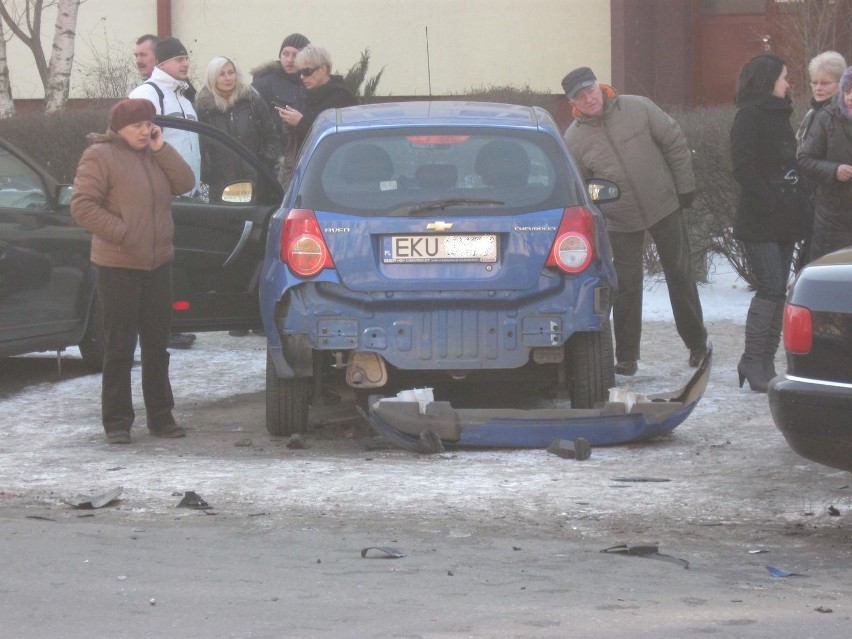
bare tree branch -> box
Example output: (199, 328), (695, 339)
(773, 0), (852, 90)
(0, 0), (79, 113)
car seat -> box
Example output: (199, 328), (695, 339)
(474, 140), (530, 187)
(415, 163), (458, 190)
(338, 143), (394, 184)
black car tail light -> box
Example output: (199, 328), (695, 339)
(280, 209), (334, 277)
(546, 206), (595, 273)
(783, 303), (813, 354)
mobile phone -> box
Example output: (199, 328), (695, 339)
(272, 100), (292, 110)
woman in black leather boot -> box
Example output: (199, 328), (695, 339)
(730, 54), (806, 392)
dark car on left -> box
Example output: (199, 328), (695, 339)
(0, 117), (284, 371)
(769, 247), (852, 472)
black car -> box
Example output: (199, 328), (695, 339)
(0, 117), (282, 371)
(769, 247), (852, 472)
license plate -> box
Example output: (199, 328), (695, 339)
(383, 234), (497, 263)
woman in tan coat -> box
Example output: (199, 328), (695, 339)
(71, 99), (195, 444)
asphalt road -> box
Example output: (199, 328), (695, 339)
(1, 321), (850, 638)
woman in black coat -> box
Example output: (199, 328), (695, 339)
(730, 54), (806, 392)
(278, 44), (359, 150)
(798, 66), (852, 261)
(196, 56), (283, 201)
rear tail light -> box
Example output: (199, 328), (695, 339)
(280, 209), (334, 277)
(546, 206), (595, 273)
(783, 303), (813, 354)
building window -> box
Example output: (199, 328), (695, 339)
(700, 0), (765, 14)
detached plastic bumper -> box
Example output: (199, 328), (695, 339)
(359, 346), (712, 453)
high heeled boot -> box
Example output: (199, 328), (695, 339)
(737, 297), (776, 393)
(763, 300), (784, 381)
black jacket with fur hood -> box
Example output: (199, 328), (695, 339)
(195, 85), (283, 200)
(250, 61), (306, 146)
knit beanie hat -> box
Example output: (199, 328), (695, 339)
(109, 98), (156, 132)
(280, 33), (310, 54)
(156, 37), (188, 63)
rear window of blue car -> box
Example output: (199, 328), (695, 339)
(297, 127), (585, 216)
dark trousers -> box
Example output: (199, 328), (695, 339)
(97, 263), (175, 434)
(743, 241), (794, 303)
(608, 210), (707, 362)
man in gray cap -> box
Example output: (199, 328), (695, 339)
(562, 67), (707, 376)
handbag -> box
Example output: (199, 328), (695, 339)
(771, 169), (811, 235)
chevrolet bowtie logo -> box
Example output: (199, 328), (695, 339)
(426, 221), (453, 232)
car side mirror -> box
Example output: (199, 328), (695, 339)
(586, 178), (619, 203)
(221, 181), (253, 203)
(56, 184), (73, 206)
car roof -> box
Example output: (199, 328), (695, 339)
(313, 101), (556, 135)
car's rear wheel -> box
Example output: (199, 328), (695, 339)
(78, 295), (105, 373)
(565, 318), (615, 408)
(266, 349), (310, 436)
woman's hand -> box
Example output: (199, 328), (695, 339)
(148, 125), (164, 152)
(836, 164), (852, 182)
(277, 105), (303, 127)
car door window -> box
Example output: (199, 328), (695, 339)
(0, 149), (48, 210)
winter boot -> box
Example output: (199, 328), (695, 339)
(737, 297), (776, 393)
(763, 300), (784, 381)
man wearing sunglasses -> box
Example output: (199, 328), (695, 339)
(278, 44), (358, 150)
(251, 32), (311, 154)
(561, 66), (707, 377)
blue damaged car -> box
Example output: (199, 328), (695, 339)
(261, 102), (619, 436)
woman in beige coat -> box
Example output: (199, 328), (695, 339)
(71, 99), (195, 444)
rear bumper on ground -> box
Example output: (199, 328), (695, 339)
(769, 374), (852, 472)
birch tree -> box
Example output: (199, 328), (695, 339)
(0, 20), (15, 118)
(0, 0), (81, 114)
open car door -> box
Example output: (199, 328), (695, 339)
(156, 116), (285, 333)
(0, 137), (94, 353)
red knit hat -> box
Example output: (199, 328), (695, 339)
(109, 98), (155, 133)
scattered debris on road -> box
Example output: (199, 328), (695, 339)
(546, 438), (591, 460)
(64, 486), (123, 509)
(361, 546), (406, 559)
(600, 543), (689, 568)
(176, 491), (209, 509)
(286, 434), (306, 449)
(765, 565), (807, 577)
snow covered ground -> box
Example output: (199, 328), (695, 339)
(0, 260), (791, 527)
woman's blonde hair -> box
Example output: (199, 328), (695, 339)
(808, 51), (847, 82)
(204, 56), (250, 111)
(296, 44), (333, 73)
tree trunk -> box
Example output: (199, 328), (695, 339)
(43, 0), (79, 114)
(0, 21), (16, 118)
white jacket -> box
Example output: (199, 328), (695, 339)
(129, 67), (201, 193)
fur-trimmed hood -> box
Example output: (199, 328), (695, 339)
(194, 84), (256, 113)
(250, 60), (284, 78)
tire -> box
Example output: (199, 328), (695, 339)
(564, 318), (615, 409)
(265, 348), (310, 436)
(78, 295), (105, 373)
